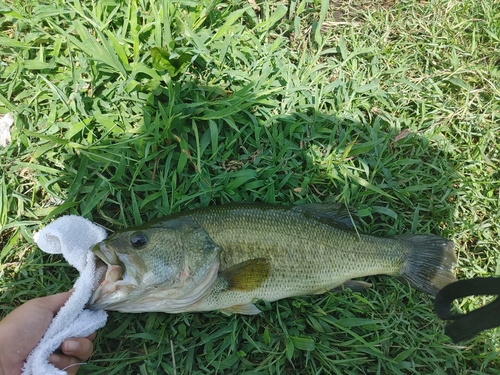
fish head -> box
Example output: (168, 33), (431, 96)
(88, 220), (220, 313)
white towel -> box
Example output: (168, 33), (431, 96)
(23, 215), (109, 375)
(0, 113), (14, 147)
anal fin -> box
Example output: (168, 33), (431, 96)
(221, 303), (261, 315)
(331, 280), (372, 292)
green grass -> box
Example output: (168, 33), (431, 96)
(1, 0), (499, 373)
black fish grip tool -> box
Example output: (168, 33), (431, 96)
(434, 277), (500, 343)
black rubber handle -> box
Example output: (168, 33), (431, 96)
(434, 277), (500, 343)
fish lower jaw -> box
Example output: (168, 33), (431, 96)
(91, 259), (221, 313)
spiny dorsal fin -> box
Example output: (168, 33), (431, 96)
(291, 203), (358, 230)
(221, 258), (270, 291)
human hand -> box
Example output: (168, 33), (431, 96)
(0, 291), (96, 375)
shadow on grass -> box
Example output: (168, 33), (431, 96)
(72, 78), (462, 374)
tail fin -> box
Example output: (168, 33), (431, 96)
(396, 234), (457, 295)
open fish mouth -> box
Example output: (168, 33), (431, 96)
(88, 243), (136, 309)
(94, 257), (109, 287)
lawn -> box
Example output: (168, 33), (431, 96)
(1, 0), (499, 373)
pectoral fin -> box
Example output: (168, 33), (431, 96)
(220, 258), (270, 291)
(221, 303), (261, 315)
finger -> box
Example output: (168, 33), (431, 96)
(1, 291), (72, 329)
(49, 354), (82, 375)
(25, 291), (73, 316)
(18, 292), (72, 322)
(87, 332), (97, 341)
(61, 338), (94, 361)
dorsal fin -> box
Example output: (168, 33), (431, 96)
(220, 258), (270, 291)
(291, 203), (358, 230)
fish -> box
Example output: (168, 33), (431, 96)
(88, 203), (457, 315)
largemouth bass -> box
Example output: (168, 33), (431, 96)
(88, 203), (456, 314)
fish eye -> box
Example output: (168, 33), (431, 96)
(130, 232), (148, 248)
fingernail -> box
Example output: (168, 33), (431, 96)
(49, 354), (61, 363)
(63, 339), (80, 352)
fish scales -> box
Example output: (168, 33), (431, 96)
(188, 206), (403, 302)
